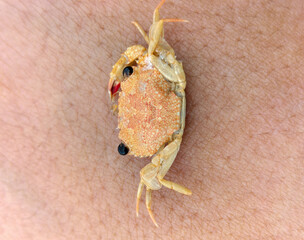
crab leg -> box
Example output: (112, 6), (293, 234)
(153, 0), (166, 23)
(149, 1), (187, 55)
(148, 20), (164, 56)
(137, 138), (191, 225)
(148, 16), (187, 88)
(145, 188), (158, 227)
(175, 89), (186, 138)
(132, 21), (149, 44)
(159, 179), (192, 195)
(150, 53), (185, 84)
(136, 162), (161, 219)
(156, 138), (191, 193)
(136, 180), (144, 216)
(131, 0), (190, 227)
(156, 138), (189, 186)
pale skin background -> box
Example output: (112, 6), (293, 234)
(0, 0), (304, 239)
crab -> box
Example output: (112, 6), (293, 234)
(108, 0), (192, 226)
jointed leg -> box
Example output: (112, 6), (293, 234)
(156, 138), (191, 195)
(148, 20), (164, 56)
(136, 182), (159, 227)
(175, 89), (186, 138)
(136, 139), (191, 226)
(136, 180), (144, 216)
(153, 0), (166, 23)
(148, 19), (187, 56)
(150, 54), (178, 82)
(134, 0), (189, 228)
(148, 0), (187, 55)
(150, 53), (185, 85)
(159, 178), (192, 195)
(132, 21), (149, 44)
(146, 188), (158, 227)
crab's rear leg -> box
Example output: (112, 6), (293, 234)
(159, 179), (192, 195)
(136, 180), (144, 217)
(137, 138), (191, 226)
(156, 139), (191, 196)
(136, 161), (161, 219)
(136, 180), (158, 227)
(146, 188), (158, 227)
(150, 138), (191, 225)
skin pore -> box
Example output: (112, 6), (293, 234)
(0, 0), (304, 239)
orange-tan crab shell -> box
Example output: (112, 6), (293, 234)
(118, 55), (181, 157)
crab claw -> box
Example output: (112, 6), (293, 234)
(108, 55), (127, 101)
(108, 46), (146, 101)
(108, 77), (121, 101)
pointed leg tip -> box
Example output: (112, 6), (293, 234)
(136, 203), (139, 217)
(150, 214), (159, 227)
(136, 203), (140, 217)
(147, 209), (158, 227)
(156, 0), (166, 9)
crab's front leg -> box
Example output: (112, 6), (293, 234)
(136, 138), (192, 226)
(150, 52), (186, 90)
(148, 0), (187, 56)
(151, 48), (187, 138)
(148, 20), (187, 94)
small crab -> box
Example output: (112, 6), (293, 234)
(108, 0), (191, 226)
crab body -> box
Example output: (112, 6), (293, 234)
(118, 54), (181, 157)
(108, 0), (191, 226)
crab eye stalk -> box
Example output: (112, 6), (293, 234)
(123, 66), (133, 77)
(118, 143), (129, 155)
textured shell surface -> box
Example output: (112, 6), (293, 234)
(118, 55), (181, 157)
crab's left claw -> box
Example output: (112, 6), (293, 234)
(108, 45), (147, 101)
(108, 55), (127, 101)
(108, 77), (121, 101)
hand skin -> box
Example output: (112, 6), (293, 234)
(0, 0), (304, 239)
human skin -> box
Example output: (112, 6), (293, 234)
(0, 0), (304, 239)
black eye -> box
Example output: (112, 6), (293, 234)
(123, 66), (133, 77)
(118, 143), (129, 155)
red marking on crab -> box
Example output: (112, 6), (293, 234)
(111, 83), (121, 95)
